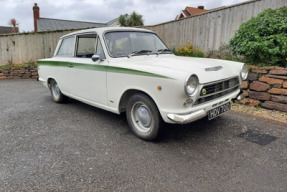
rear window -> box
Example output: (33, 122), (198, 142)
(57, 36), (75, 57)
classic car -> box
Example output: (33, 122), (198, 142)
(38, 27), (248, 140)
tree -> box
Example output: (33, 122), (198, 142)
(119, 14), (128, 27)
(119, 11), (144, 27)
(8, 18), (18, 27)
(8, 18), (19, 33)
(229, 7), (287, 67)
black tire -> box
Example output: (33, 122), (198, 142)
(49, 79), (68, 103)
(126, 93), (162, 140)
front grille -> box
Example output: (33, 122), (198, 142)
(194, 77), (240, 106)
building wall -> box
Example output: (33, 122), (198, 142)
(143, 0), (287, 51)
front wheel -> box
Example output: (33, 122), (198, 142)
(126, 93), (161, 140)
(49, 79), (68, 103)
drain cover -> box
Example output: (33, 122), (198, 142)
(237, 130), (277, 146)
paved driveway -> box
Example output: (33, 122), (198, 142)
(0, 80), (287, 191)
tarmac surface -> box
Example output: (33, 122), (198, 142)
(0, 79), (287, 191)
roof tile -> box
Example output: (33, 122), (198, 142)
(186, 6), (209, 16)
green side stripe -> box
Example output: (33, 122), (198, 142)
(107, 66), (169, 78)
(38, 61), (107, 72)
(38, 60), (171, 79)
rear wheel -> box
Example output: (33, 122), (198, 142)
(126, 93), (161, 140)
(49, 79), (68, 103)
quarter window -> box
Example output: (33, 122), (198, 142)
(57, 36), (75, 57)
(95, 40), (106, 60)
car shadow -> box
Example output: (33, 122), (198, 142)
(50, 97), (224, 143)
(155, 117), (223, 143)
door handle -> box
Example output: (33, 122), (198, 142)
(67, 64), (74, 68)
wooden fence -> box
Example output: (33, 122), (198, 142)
(0, 29), (77, 66)
(0, 0), (287, 66)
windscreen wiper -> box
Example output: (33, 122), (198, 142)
(127, 50), (152, 58)
(156, 49), (172, 55)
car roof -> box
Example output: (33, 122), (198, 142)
(61, 27), (153, 39)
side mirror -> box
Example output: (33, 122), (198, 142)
(92, 54), (100, 62)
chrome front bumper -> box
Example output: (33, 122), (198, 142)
(167, 110), (207, 124)
(167, 90), (245, 124)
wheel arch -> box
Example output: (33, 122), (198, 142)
(47, 77), (54, 88)
(118, 89), (160, 114)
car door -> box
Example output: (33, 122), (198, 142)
(67, 34), (108, 106)
(52, 36), (76, 94)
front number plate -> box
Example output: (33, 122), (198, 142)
(208, 102), (231, 120)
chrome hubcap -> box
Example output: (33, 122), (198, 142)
(131, 102), (152, 133)
(52, 82), (60, 99)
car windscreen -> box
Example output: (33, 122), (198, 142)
(104, 31), (168, 57)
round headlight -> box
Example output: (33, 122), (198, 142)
(241, 64), (249, 80)
(185, 74), (199, 96)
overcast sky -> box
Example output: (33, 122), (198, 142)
(0, 0), (249, 32)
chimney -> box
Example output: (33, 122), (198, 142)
(198, 6), (204, 10)
(33, 3), (40, 32)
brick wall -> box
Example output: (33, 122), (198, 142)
(0, 65), (38, 79)
(238, 66), (287, 112)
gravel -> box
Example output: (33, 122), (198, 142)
(1, 79), (287, 191)
(232, 104), (287, 124)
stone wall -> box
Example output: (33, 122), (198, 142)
(238, 66), (287, 112)
(0, 64), (38, 79)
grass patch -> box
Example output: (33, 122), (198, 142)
(0, 61), (37, 70)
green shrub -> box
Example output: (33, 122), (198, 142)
(230, 7), (287, 67)
(0, 61), (37, 70)
(173, 43), (204, 57)
(206, 44), (243, 62)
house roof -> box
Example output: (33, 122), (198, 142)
(185, 6), (209, 16)
(176, 6), (209, 20)
(37, 18), (108, 32)
(182, 10), (190, 17)
(0, 26), (13, 34)
(106, 17), (120, 27)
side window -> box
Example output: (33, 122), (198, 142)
(76, 36), (97, 58)
(95, 40), (106, 59)
(57, 37), (75, 56)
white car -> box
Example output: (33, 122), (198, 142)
(38, 27), (248, 140)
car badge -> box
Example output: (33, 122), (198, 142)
(205, 66), (223, 71)
(202, 89), (207, 95)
